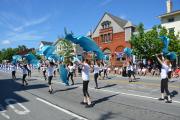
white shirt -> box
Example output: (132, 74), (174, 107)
(168, 64), (172, 71)
(127, 65), (133, 71)
(22, 67), (28, 74)
(161, 63), (169, 79)
(68, 66), (74, 72)
(93, 65), (100, 74)
(11, 65), (16, 71)
(41, 66), (47, 71)
(103, 64), (108, 70)
(82, 63), (90, 81)
(47, 66), (54, 76)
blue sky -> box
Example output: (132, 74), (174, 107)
(0, 0), (180, 50)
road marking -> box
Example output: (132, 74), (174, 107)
(48, 80), (180, 104)
(36, 97), (88, 120)
(5, 98), (30, 115)
(2, 71), (180, 104)
(0, 105), (10, 119)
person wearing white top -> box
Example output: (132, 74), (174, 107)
(47, 62), (54, 94)
(156, 54), (172, 103)
(80, 59), (92, 107)
(19, 64), (28, 86)
(168, 63), (172, 79)
(27, 64), (31, 78)
(67, 62), (75, 85)
(103, 63), (108, 79)
(11, 63), (16, 80)
(41, 64), (47, 80)
(127, 61), (134, 82)
(92, 61), (100, 89)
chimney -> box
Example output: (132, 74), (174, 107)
(166, 0), (173, 13)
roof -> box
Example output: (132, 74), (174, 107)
(41, 41), (53, 46)
(124, 21), (136, 28)
(158, 10), (180, 18)
(92, 12), (135, 35)
(106, 12), (128, 28)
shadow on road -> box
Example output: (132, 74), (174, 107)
(98, 111), (119, 120)
(53, 86), (78, 94)
(170, 90), (178, 98)
(92, 94), (118, 106)
(0, 78), (48, 110)
(98, 84), (117, 89)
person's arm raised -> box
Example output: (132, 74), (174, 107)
(156, 54), (163, 65)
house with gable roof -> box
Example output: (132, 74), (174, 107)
(92, 12), (136, 66)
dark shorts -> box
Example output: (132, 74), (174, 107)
(128, 70), (132, 77)
(12, 71), (16, 76)
(48, 76), (53, 85)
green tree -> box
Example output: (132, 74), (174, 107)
(130, 24), (180, 59)
(130, 24), (162, 59)
(58, 38), (74, 63)
(0, 48), (16, 62)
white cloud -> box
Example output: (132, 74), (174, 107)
(0, 12), (50, 32)
(100, 0), (113, 6)
(2, 40), (11, 45)
(119, 15), (127, 19)
(13, 15), (50, 32)
(7, 31), (45, 41)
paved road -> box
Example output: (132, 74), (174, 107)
(0, 70), (180, 120)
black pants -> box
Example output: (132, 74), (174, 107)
(43, 70), (47, 80)
(22, 74), (27, 84)
(28, 70), (31, 77)
(12, 71), (16, 79)
(161, 78), (170, 95)
(68, 72), (74, 84)
(168, 71), (172, 79)
(48, 76), (53, 85)
(99, 70), (102, 77)
(83, 81), (89, 97)
(103, 69), (108, 78)
(94, 73), (98, 88)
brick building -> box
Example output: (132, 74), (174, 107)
(92, 12), (135, 66)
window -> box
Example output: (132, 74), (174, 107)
(168, 17), (174, 22)
(168, 28), (174, 33)
(101, 21), (111, 29)
(101, 35), (104, 42)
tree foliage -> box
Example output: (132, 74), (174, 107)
(0, 45), (37, 63)
(130, 23), (180, 59)
(57, 38), (74, 63)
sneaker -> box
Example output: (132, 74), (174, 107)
(165, 100), (172, 103)
(158, 98), (165, 101)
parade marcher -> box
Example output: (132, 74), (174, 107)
(27, 64), (31, 78)
(168, 62), (172, 79)
(98, 64), (103, 80)
(127, 61), (134, 82)
(156, 54), (172, 103)
(47, 62), (54, 94)
(103, 63), (108, 79)
(67, 62), (75, 85)
(41, 63), (47, 80)
(11, 63), (16, 80)
(20, 64), (28, 86)
(80, 59), (92, 107)
(92, 61), (100, 89)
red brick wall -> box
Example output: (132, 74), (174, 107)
(93, 32), (131, 66)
